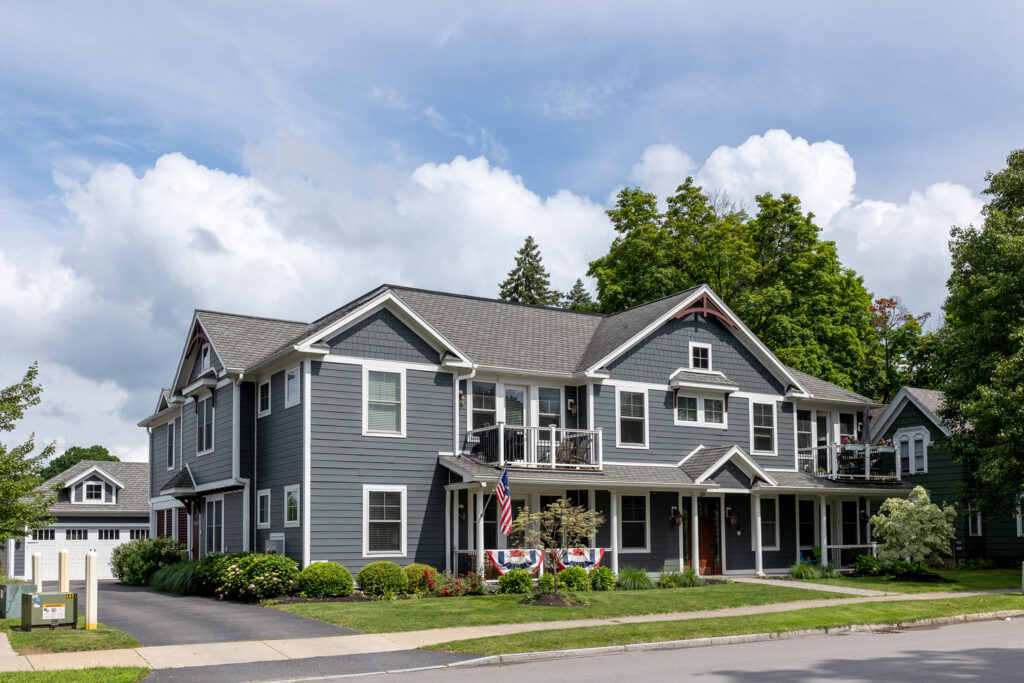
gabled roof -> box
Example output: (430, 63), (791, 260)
(786, 366), (877, 405)
(678, 445), (777, 487)
(195, 310), (311, 371)
(37, 460), (149, 514)
(870, 386), (950, 440)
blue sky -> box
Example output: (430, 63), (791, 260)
(0, 2), (1019, 460)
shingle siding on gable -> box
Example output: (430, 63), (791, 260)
(326, 309), (439, 365)
(188, 347), (224, 382)
(607, 315), (784, 395)
(255, 367), (304, 561)
(308, 361), (453, 572)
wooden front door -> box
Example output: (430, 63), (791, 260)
(697, 498), (721, 574)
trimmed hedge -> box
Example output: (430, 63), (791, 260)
(357, 561), (408, 596)
(295, 562), (354, 598)
(557, 566), (590, 592)
(403, 563), (438, 593)
(111, 537), (187, 586)
(537, 572), (556, 592)
(497, 568), (533, 594)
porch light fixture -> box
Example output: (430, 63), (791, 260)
(567, 398), (577, 417)
(459, 391), (466, 408)
(669, 506), (685, 527)
(726, 506), (739, 528)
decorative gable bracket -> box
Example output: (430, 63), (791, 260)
(670, 293), (739, 329)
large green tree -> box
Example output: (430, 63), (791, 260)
(39, 445), (118, 481)
(0, 363), (56, 545)
(588, 179), (881, 396)
(937, 150), (1024, 514)
(870, 486), (955, 575)
(560, 278), (597, 312)
(499, 235), (559, 306)
(870, 297), (933, 403)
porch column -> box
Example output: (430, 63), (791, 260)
(753, 492), (764, 577)
(475, 490), (485, 576)
(610, 492), (619, 576)
(453, 489), (461, 572)
(690, 493), (700, 575)
(818, 494), (829, 567)
(794, 495), (802, 564)
(677, 493), (685, 572)
(444, 488), (452, 573)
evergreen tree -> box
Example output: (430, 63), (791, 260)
(561, 278), (596, 312)
(499, 235), (558, 306)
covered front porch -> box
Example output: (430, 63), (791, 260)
(439, 450), (910, 578)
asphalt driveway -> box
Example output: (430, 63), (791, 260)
(61, 580), (357, 646)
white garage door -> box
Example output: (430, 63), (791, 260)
(23, 528), (138, 581)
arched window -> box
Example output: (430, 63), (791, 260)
(893, 427), (930, 475)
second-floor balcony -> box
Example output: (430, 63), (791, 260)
(466, 424), (603, 470)
(797, 443), (899, 482)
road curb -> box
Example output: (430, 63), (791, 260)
(445, 609), (1024, 668)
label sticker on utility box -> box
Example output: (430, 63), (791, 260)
(42, 604), (65, 620)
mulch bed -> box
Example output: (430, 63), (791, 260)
(521, 592), (587, 607)
(273, 592), (412, 604)
(892, 572), (953, 583)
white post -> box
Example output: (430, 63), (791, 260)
(58, 549), (70, 593)
(475, 490), (485, 576)
(690, 493), (700, 575)
(32, 552), (42, 593)
(596, 428), (603, 468)
(453, 489), (461, 573)
(498, 423), (505, 467)
(444, 488), (452, 573)
(678, 494), (685, 573)
(753, 493), (764, 577)
(84, 551), (98, 630)
(865, 445), (871, 480)
(819, 495), (829, 567)
(550, 426), (557, 466)
(610, 492), (619, 576)
(795, 496), (802, 564)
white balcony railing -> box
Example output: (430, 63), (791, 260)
(797, 444), (899, 481)
(466, 423), (603, 470)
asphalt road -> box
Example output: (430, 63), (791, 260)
(378, 618), (1024, 682)
(62, 580), (355, 646)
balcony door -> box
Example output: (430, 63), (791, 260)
(815, 412), (831, 471)
(504, 386), (527, 426)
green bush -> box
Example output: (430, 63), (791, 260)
(853, 554), (882, 576)
(428, 571), (487, 597)
(403, 563), (438, 593)
(961, 558), (997, 570)
(216, 553), (299, 601)
(497, 568), (534, 594)
(886, 559), (917, 576)
(110, 536), (187, 586)
(789, 562), (841, 579)
(616, 567), (654, 590)
(590, 566), (615, 591)
(294, 562), (354, 598)
(660, 569), (704, 588)
(194, 552), (252, 594)
(357, 561), (408, 596)
(149, 560), (199, 595)
(557, 566), (590, 592)
(537, 572), (556, 592)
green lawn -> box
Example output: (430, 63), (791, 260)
(273, 583), (844, 632)
(0, 668), (150, 682)
(0, 616), (140, 654)
(798, 568), (1021, 594)
(428, 594), (1024, 655)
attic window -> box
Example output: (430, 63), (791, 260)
(689, 342), (711, 371)
(201, 344), (212, 371)
(85, 483), (103, 501)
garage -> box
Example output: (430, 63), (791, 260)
(5, 461), (150, 582)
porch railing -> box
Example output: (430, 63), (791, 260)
(827, 543), (878, 572)
(797, 444), (899, 481)
(466, 423), (602, 470)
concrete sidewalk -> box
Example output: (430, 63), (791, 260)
(1, 588), (1017, 673)
(728, 576), (894, 596)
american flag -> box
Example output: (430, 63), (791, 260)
(495, 467), (512, 536)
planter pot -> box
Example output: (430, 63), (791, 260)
(873, 446), (896, 454)
(842, 444), (866, 453)
(1, 583), (30, 619)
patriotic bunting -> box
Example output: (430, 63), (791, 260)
(486, 548), (545, 575)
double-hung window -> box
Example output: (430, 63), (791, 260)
(364, 368), (405, 436)
(257, 489), (271, 529)
(753, 497), (779, 551)
(284, 366), (300, 408)
(839, 413), (857, 442)
(258, 381), (271, 417)
(166, 422), (175, 469)
(968, 509), (983, 537)
(197, 395), (214, 454)
(471, 381), (496, 429)
(796, 410), (813, 451)
(538, 387), (561, 428)
(205, 498), (223, 553)
(620, 495), (649, 551)
(363, 485), (406, 557)
(752, 402), (775, 454)
(617, 389), (647, 447)
(676, 395), (726, 427)
(284, 485), (300, 527)
(894, 427), (929, 475)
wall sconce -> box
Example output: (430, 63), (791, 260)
(458, 503), (466, 521)
(567, 398), (577, 417)
(458, 391), (466, 408)
(669, 506), (685, 527)
(726, 506), (739, 528)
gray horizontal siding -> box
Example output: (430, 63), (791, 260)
(309, 361), (454, 572)
(326, 309), (439, 365)
(183, 383), (234, 484)
(149, 417), (181, 498)
(223, 491), (244, 553)
(255, 366), (304, 562)
(725, 493), (798, 571)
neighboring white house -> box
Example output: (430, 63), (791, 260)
(4, 460), (150, 581)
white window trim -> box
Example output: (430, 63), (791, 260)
(536, 385), (565, 429)
(196, 394), (215, 456)
(751, 496), (781, 551)
(257, 489), (271, 529)
(84, 482), (104, 502)
(166, 422), (175, 471)
(968, 508), (983, 537)
(673, 393), (729, 430)
(618, 493), (651, 553)
(615, 386), (649, 449)
(284, 364), (301, 409)
(362, 484), (408, 558)
(362, 365), (407, 438)
(201, 343), (212, 371)
(284, 484), (301, 528)
(258, 380), (272, 418)
(205, 493), (225, 554)
(467, 380), (498, 432)
(893, 426), (930, 475)
(749, 400), (778, 456)
(688, 341), (713, 372)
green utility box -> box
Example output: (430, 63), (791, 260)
(20, 592), (78, 631)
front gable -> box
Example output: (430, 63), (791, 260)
(62, 465), (123, 505)
(172, 316), (227, 394)
(325, 308), (440, 364)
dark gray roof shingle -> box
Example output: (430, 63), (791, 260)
(671, 370), (738, 387)
(905, 387), (945, 419)
(196, 310), (311, 371)
(768, 470), (912, 491)
(678, 446), (733, 480)
(40, 461), (149, 514)
(787, 366), (877, 405)
(439, 454), (694, 486)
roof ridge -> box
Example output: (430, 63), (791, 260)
(196, 309), (310, 325)
(388, 284), (607, 317)
(604, 285), (703, 319)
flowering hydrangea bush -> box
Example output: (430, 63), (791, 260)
(200, 552), (299, 601)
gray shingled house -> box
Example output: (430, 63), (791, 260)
(4, 460), (150, 580)
(139, 284), (910, 577)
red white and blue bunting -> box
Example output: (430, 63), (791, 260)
(554, 547), (606, 571)
(486, 549), (545, 575)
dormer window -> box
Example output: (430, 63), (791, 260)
(689, 342), (711, 371)
(201, 344), (211, 371)
(85, 482), (103, 501)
